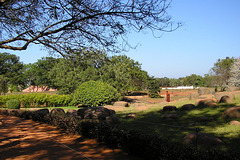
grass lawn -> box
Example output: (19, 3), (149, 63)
(117, 94), (240, 153)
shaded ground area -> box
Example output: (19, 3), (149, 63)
(0, 115), (140, 160)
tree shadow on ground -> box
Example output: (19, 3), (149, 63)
(0, 115), (140, 160)
(118, 103), (240, 154)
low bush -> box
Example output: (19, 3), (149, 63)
(0, 93), (72, 108)
(6, 99), (20, 109)
(72, 80), (121, 107)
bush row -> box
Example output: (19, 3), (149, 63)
(0, 93), (72, 108)
(0, 109), (238, 160)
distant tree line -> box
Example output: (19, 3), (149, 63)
(0, 51), (238, 95)
(157, 56), (239, 90)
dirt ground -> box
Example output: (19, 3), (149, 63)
(0, 115), (140, 160)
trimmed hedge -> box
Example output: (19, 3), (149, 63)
(0, 93), (72, 108)
(0, 109), (239, 160)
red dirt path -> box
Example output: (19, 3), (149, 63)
(0, 115), (140, 160)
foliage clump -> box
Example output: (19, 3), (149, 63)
(148, 78), (161, 98)
(6, 99), (20, 109)
(72, 80), (121, 107)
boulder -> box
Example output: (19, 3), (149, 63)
(8, 109), (24, 116)
(126, 113), (137, 119)
(181, 104), (196, 110)
(183, 132), (223, 145)
(84, 112), (93, 119)
(35, 109), (49, 116)
(67, 109), (78, 116)
(222, 106), (240, 119)
(230, 120), (240, 125)
(163, 106), (177, 112)
(107, 115), (120, 124)
(50, 108), (65, 115)
(113, 101), (129, 107)
(0, 109), (8, 115)
(163, 114), (178, 120)
(196, 99), (217, 107)
(77, 107), (115, 120)
(207, 102), (218, 107)
(189, 93), (199, 100)
(198, 87), (215, 95)
(92, 112), (106, 120)
(215, 92), (235, 102)
(219, 95), (232, 103)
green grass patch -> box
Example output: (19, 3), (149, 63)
(117, 94), (240, 154)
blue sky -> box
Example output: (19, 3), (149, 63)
(1, 0), (240, 78)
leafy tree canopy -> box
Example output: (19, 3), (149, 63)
(210, 57), (235, 86)
(100, 55), (148, 94)
(23, 57), (58, 87)
(0, 52), (24, 87)
(182, 74), (206, 87)
(0, 75), (8, 95)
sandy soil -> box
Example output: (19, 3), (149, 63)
(0, 115), (140, 160)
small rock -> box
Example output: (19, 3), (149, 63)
(164, 114), (178, 119)
(126, 113), (137, 119)
(50, 108), (65, 115)
(181, 104), (196, 110)
(207, 102), (218, 107)
(35, 109), (49, 116)
(183, 132), (223, 145)
(163, 106), (177, 111)
(67, 109), (78, 116)
(230, 120), (240, 125)
(113, 101), (129, 107)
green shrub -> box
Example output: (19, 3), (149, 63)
(72, 80), (121, 107)
(6, 99), (20, 109)
(148, 78), (161, 98)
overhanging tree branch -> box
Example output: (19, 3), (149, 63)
(0, 0), (181, 56)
